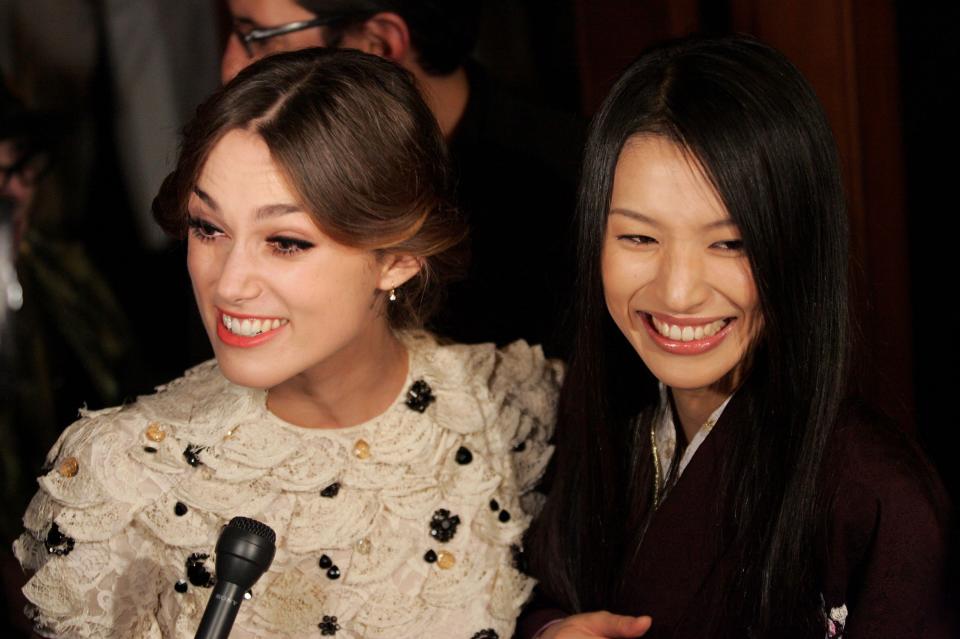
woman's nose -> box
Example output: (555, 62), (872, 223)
(656, 248), (709, 313)
(215, 244), (261, 304)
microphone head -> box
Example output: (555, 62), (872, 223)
(214, 516), (277, 590)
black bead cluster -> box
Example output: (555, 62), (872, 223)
(44, 523), (75, 556)
(488, 498), (511, 523)
(455, 446), (473, 465)
(183, 444), (205, 467)
(471, 630), (499, 639)
(320, 482), (341, 498)
(319, 615), (341, 635)
(405, 379), (435, 413)
(186, 553), (216, 588)
(319, 554), (341, 579)
(429, 509), (460, 542)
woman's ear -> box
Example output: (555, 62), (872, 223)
(342, 12), (411, 63)
(378, 253), (423, 291)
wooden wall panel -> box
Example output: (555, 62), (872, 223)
(729, 0), (914, 429)
(574, 0), (699, 113)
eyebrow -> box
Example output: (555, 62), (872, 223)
(609, 207), (738, 231)
(193, 188), (303, 220)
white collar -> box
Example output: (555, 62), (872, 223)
(653, 384), (732, 481)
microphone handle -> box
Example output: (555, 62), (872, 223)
(195, 580), (245, 639)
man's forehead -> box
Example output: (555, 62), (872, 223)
(228, 0), (317, 24)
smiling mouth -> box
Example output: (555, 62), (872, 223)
(221, 312), (288, 337)
(648, 315), (731, 342)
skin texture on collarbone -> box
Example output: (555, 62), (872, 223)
(186, 128), (416, 429)
(601, 135), (761, 439)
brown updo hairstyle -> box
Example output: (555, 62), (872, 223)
(153, 47), (466, 328)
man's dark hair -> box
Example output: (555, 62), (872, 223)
(295, 1), (481, 75)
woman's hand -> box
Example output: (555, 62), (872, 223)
(538, 611), (652, 638)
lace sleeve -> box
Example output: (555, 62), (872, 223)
(14, 408), (170, 638)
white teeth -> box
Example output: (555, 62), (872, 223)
(650, 315), (728, 342)
(221, 313), (288, 337)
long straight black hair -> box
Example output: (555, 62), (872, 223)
(527, 35), (850, 636)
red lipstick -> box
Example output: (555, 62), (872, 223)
(640, 312), (734, 355)
(216, 310), (286, 348)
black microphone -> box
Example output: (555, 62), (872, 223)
(195, 516), (276, 639)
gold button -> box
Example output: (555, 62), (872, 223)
(437, 550), (455, 569)
(57, 457), (79, 478)
(353, 439), (370, 460)
(145, 422), (166, 442)
(355, 537), (372, 555)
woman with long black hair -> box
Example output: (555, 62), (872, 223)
(522, 35), (952, 639)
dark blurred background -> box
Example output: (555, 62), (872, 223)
(1, 0), (956, 634)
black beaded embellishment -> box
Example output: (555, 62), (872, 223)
(489, 499), (500, 511)
(319, 615), (341, 635)
(44, 523), (75, 556)
(326, 566), (341, 580)
(183, 444), (205, 467)
(429, 509), (460, 542)
(424, 549), (438, 563)
(498, 509), (511, 523)
(143, 446), (158, 454)
(511, 543), (528, 573)
(186, 553), (216, 588)
(455, 446), (473, 465)
(174, 501), (188, 516)
(320, 482), (341, 498)
(174, 580), (188, 593)
(405, 379), (435, 413)
(471, 630), (499, 639)
(319, 554), (333, 569)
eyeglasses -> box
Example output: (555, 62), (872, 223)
(0, 148), (50, 190)
(232, 15), (358, 58)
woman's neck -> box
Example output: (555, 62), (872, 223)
(670, 386), (730, 442)
(265, 323), (409, 429)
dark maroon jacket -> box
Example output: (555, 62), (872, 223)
(518, 396), (955, 638)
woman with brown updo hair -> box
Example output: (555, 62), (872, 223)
(15, 48), (560, 638)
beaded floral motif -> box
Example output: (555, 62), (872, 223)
(183, 444), (205, 467)
(186, 552), (215, 588)
(318, 615), (340, 635)
(43, 523), (75, 556)
(429, 509), (461, 542)
(405, 379), (435, 412)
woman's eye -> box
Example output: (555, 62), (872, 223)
(618, 234), (657, 246)
(187, 216), (222, 242)
(712, 239), (745, 252)
(268, 236), (315, 255)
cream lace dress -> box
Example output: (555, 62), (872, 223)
(15, 332), (561, 638)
